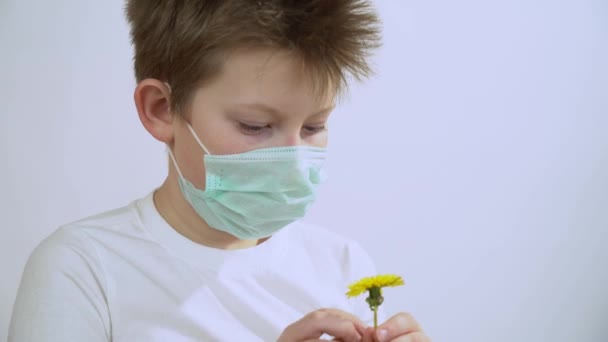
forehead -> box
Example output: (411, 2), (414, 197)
(200, 48), (335, 108)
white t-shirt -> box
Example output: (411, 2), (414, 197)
(9, 192), (380, 341)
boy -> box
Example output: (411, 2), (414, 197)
(9, 1), (429, 341)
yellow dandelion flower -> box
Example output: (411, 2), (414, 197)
(346, 274), (405, 328)
(346, 274), (404, 298)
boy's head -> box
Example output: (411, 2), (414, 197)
(125, 1), (382, 244)
(126, 0), (382, 117)
(127, 0), (382, 200)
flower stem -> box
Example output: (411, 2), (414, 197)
(373, 306), (378, 329)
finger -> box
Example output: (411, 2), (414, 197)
(321, 308), (367, 333)
(286, 309), (363, 342)
(361, 327), (376, 342)
(384, 332), (431, 342)
(308, 315), (361, 342)
(375, 312), (422, 342)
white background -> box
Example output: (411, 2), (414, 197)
(1, 0), (607, 341)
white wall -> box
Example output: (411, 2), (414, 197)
(1, 0), (607, 341)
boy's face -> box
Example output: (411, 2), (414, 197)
(172, 48), (335, 188)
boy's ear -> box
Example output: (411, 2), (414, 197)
(134, 78), (175, 144)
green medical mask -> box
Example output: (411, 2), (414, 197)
(167, 124), (328, 240)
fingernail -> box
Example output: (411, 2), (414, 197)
(376, 328), (388, 342)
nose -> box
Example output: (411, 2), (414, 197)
(280, 126), (305, 147)
(283, 132), (303, 147)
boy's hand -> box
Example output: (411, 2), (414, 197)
(361, 312), (431, 342)
(277, 308), (366, 342)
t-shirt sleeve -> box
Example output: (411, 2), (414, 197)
(8, 227), (111, 342)
(344, 241), (388, 327)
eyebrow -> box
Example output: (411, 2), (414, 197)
(234, 102), (336, 118)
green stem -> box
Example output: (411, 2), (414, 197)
(367, 287), (383, 330)
(373, 306), (378, 329)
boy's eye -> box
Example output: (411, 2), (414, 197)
(239, 122), (268, 134)
(304, 125), (327, 134)
(238, 122), (327, 135)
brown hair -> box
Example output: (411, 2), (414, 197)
(125, 0), (382, 116)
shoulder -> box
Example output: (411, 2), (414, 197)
(10, 208), (123, 341)
(40, 195), (155, 259)
(61, 197), (145, 239)
(24, 196), (149, 283)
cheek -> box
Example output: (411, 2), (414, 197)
(173, 137), (208, 190)
(309, 130), (329, 148)
(197, 117), (258, 154)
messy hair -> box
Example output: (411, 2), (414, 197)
(125, 0), (382, 115)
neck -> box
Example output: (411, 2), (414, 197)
(153, 172), (263, 250)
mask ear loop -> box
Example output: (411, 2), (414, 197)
(166, 147), (186, 181)
(163, 82), (203, 179)
(186, 124), (211, 155)
(162, 83), (186, 180)
(165, 81), (212, 156)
